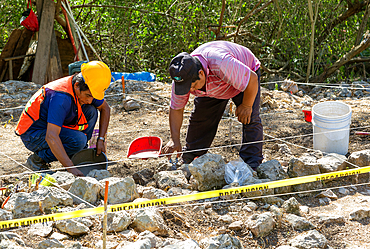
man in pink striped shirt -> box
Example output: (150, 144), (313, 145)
(163, 41), (263, 170)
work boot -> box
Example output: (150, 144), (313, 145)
(25, 153), (53, 173)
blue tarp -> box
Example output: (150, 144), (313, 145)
(111, 71), (156, 82)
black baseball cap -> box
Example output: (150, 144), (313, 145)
(168, 52), (199, 95)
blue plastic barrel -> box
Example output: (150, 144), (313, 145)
(111, 71), (156, 82)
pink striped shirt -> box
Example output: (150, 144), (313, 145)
(170, 41), (260, 110)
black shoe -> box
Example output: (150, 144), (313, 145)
(25, 153), (53, 173)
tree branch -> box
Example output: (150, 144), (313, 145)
(70, 4), (181, 22)
(311, 30), (370, 82)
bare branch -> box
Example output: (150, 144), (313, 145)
(216, 0), (226, 39)
(234, 0), (274, 42)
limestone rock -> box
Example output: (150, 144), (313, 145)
(86, 169), (111, 181)
(285, 214), (315, 230)
(4, 187), (73, 218)
(200, 234), (243, 249)
(288, 156), (322, 193)
(188, 153), (226, 191)
(69, 177), (102, 205)
(131, 208), (169, 236)
(154, 170), (189, 190)
(99, 177), (139, 204)
(247, 212), (276, 237)
(289, 230), (328, 249)
(257, 159), (292, 194)
(55, 219), (90, 236)
(52, 171), (76, 190)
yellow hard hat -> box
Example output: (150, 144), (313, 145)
(81, 61), (111, 100)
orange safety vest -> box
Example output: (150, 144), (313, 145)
(15, 76), (88, 136)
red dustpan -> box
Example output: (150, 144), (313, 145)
(127, 136), (162, 159)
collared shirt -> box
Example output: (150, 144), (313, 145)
(170, 41), (260, 110)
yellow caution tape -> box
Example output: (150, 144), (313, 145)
(1, 165), (369, 229)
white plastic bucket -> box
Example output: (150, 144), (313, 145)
(312, 101), (352, 155)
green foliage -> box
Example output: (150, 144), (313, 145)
(1, 0), (369, 82)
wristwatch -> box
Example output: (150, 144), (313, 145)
(98, 136), (105, 142)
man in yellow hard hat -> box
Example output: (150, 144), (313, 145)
(15, 61), (111, 176)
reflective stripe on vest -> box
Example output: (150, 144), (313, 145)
(15, 76), (88, 136)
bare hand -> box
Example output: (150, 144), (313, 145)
(67, 166), (84, 177)
(162, 140), (182, 160)
(96, 139), (106, 156)
(236, 104), (253, 124)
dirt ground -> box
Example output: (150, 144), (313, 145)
(0, 79), (370, 248)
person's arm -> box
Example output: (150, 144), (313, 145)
(162, 107), (184, 159)
(95, 100), (110, 155)
(45, 123), (84, 176)
(235, 71), (258, 124)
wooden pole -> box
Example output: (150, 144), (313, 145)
(103, 181), (109, 249)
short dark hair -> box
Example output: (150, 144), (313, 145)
(191, 57), (203, 82)
(72, 73), (90, 92)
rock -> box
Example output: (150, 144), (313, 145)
(240, 177), (274, 198)
(117, 238), (151, 249)
(154, 170), (189, 190)
(285, 214), (315, 230)
(317, 153), (347, 173)
(347, 150), (370, 167)
(51, 171), (76, 190)
(338, 187), (350, 195)
(104, 210), (131, 233)
(36, 239), (64, 249)
(299, 206), (309, 214)
(4, 187), (73, 218)
(123, 99), (140, 111)
(0, 209), (12, 221)
(315, 189), (338, 200)
(99, 177), (139, 204)
(200, 234), (243, 249)
(247, 212), (276, 237)
(133, 168), (154, 186)
(289, 230), (328, 249)
(270, 205), (283, 223)
(287, 156), (322, 193)
(131, 208), (169, 236)
(188, 153), (226, 191)
(142, 187), (169, 199)
(50, 232), (68, 241)
(282, 197), (301, 216)
(257, 159), (291, 194)
(137, 231), (161, 248)
(68, 177), (102, 205)
(316, 215), (345, 224)
(27, 223), (53, 237)
(276, 246), (299, 249)
(167, 187), (194, 197)
(219, 214), (233, 223)
(160, 239), (200, 249)
(228, 220), (243, 230)
(55, 219), (90, 236)
(0, 232), (26, 247)
(349, 208), (370, 221)
(95, 240), (119, 249)
(86, 169), (111, 181)
(245, 201), (258, 211)
(319, 197), (331, 205)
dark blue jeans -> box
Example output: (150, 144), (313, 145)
(182, 69), (263, 169)
(21, 105), (98, 163)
